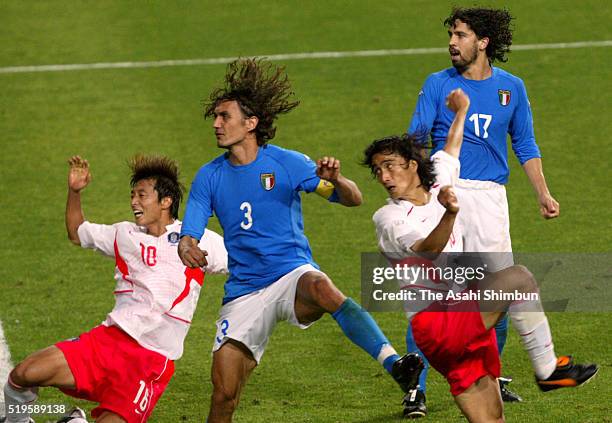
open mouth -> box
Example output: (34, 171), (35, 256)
(133, 210), (144, 218)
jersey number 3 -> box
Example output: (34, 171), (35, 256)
(468, 113), (492, 139)
(240, 202), (253, 230)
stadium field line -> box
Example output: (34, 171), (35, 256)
(0, 320), (13, 409)
(1, 40), (611, 74)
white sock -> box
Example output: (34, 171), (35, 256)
(508, 302), (557, 380)
(3, 377), (38, 423)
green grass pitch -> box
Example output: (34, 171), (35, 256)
(0, 1), (610, 422)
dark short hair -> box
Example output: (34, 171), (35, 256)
(129, 155), (184, 219)
(204, 58), (300, 145)
(362, 134), (436, 191)
(445, 7), (514, 63)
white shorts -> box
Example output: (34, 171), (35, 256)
(455, 179), (514, 272)
(212, 264), (321, 363)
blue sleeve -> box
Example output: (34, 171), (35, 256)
(180, 167), (214, 241)
(284, 151), (339, 203)
(510, 79), (541, 164)
(408, 74), (440, 143)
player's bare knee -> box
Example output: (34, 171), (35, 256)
(211, 385), (239, 412)
(512, 265), (537, 293)
(10, 361), (35, 387)
(305, 273), (344, 307)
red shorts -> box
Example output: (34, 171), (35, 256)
(56, 325), (174, 423)
(411, 308), (500, 396)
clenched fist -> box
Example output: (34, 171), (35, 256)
(437, 186), (459, 215)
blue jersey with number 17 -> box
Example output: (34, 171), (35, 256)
(408, 67), (541, 184)
(181, 144), (339, 304)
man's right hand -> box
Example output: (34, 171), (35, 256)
(445, 88), (470, 114)
(437, 186), (459, 215)
(68, 156), (92, 192)
(178, 236), (209, 268)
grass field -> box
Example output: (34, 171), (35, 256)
(1, 1), (611, 422)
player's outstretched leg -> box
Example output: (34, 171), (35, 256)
(295, 271), (423, 393)
(480, 265), (599, 392)
(3, 345), (74, 423)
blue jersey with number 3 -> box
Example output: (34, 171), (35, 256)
(181, 144), (338, 304)
(408, 67), (540, 184)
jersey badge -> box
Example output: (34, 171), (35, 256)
(168, 232), (180, 244)
(498, 89), (511, 106)
(260, 173), (275, 191)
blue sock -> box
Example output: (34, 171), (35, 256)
(332, 298), (399, 374)
(495, 315), (508, 356)
(407, 321), (429, 393)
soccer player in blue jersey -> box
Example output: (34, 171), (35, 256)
(178, 58), (422, 423)
(403, 7), (560, 417)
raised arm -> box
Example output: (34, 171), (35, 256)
(442, 89), (470, 158)
(65, 156), (92, 245)
(316, 156), (362, 207)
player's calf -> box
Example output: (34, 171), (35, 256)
(2, 376), (38, 423)
(208, 341), (256, 423)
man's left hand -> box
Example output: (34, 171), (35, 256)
(539, 193), (560, 219)
(316, 156), (341, 182)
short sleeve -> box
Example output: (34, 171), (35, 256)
(431, 150), (460, 186)
(198, 228), (228, 275)
(282, 151), (339, 203)
(77, 221), (118, 257)
(181, 166), (215, 241)
(373, 207), (421, 254)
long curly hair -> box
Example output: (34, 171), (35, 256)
(129, 154), (184, 219)
(204, 58), (300, 145)
(362, 134), (436, 191)
(444, 7), (514, 63)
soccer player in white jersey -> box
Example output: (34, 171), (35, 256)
(2, 155), (227, 423)
(364, 89), (597, 422)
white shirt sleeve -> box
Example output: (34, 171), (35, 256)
(77, 221), (118, 257)
(198, 229), (228, 275)
(373, 207), (421, 254)
(431, 150), (460, 186)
